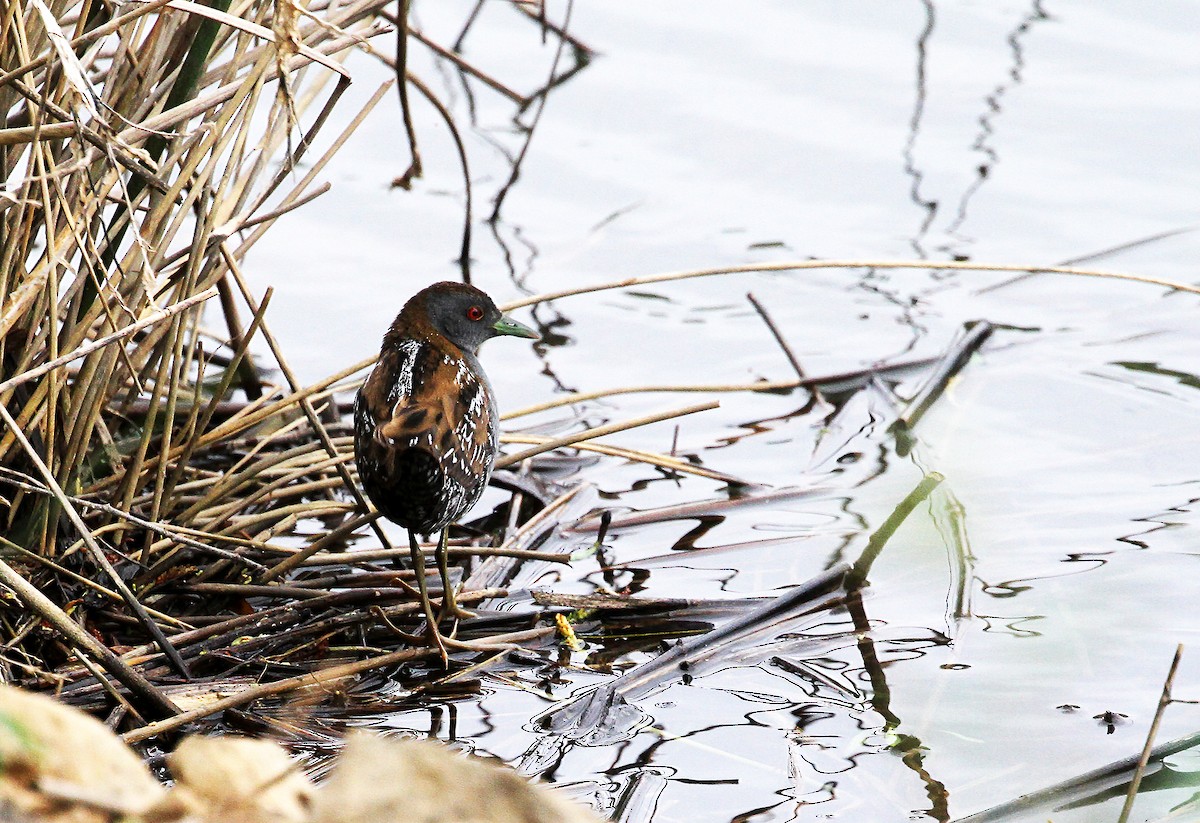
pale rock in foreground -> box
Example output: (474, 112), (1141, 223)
(154, 735), (316, 823)
(0, 685), (165, 820)
(0, 685), (603, 823)
(312, 733), (604, 823)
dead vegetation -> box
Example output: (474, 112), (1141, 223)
(0, 0), (804, 745)
(4, 5), (1197, 806)
(0, 0), (608, 733)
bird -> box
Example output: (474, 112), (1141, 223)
(353, 282), (539, 661)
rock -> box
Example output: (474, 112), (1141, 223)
(0, 685), (165, 820)
(312, 733), (603, 823)
(156, 735), (315, 823)
(0, 686), (602, 823)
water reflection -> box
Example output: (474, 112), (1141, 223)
(903, 1), (1050, 261)
(903, 0), (938, 257)
(409, 0), (596, 286)
(944, 1), (1050, 251)
(1111, 360), (1200, 393)
(263, 2), (1200, 818)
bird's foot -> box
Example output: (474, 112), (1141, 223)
(435, 560), (475, 622)
(424, 621), (450, 668)
(437, 599), (477, 622)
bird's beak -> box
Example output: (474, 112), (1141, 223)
(492, 313), (540, 341)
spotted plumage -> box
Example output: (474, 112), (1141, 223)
(354, 281), (538, 662)
(354, 335), (494, 534)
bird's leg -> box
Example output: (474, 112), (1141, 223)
(435, 527), (476, 622)
(409, 530), (447, 666)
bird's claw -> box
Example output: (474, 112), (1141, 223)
(437, 600), (477, 622)
(425, 622), (450, 667)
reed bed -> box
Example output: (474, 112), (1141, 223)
(0, 0), (786, 742)
(0, 0), (612, 734)
(5, 0), (1189, 754)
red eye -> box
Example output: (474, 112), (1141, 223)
(466, 305), (484, 321)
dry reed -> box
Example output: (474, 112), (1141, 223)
(0, 0), (611, 735)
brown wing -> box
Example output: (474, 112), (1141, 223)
(354, 338), (496, 533)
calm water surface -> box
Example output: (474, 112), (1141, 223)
(251, 2), (1200, 820)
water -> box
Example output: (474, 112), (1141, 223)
(249, 1), (1200, 820)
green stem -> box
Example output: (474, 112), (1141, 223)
(846, 471), (944, 590)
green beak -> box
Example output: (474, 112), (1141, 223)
(493, 313), (540, 341)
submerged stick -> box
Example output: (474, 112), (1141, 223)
(953, 727), (1200, 822)
(598, 569), (845, 694)
(122, 646), (438, 743)
(975, 225), (1198, 295)
(745, 292), (808, 381)
(889, 321), (994, 446)
(847, 472), (945, 590)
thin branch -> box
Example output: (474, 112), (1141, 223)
(499, 260), (1200, 312)
(391, 0), (422, 189)
(404, 23), (527, 104)
(745, 292), (807, 381)
(502, 355), (938, 419)
(1118, 644), (1185, 823)
(495, 401), (719, 468)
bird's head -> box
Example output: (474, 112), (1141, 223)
(406, 282), (539, 354)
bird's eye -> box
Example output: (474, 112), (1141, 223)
(466, 305), (484, 321)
